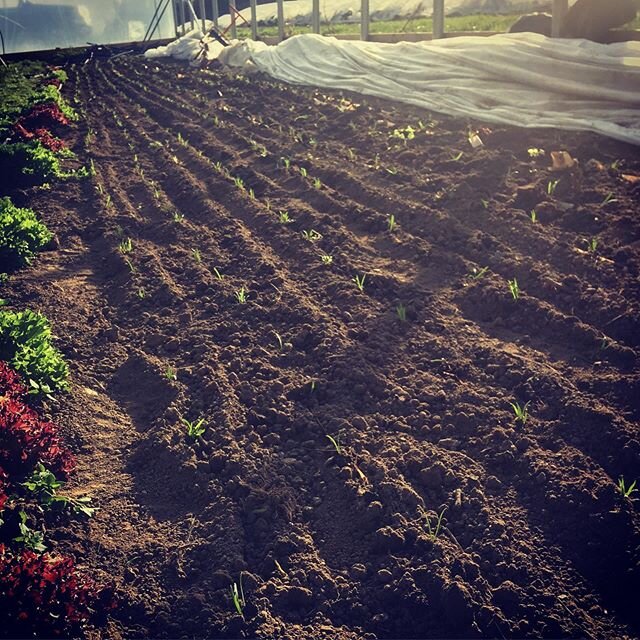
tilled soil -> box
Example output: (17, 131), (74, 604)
(3, 56), (640, 639)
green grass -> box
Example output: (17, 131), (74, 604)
(238, 12), (640, 38)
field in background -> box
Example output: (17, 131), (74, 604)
(234, 12), (640, 38)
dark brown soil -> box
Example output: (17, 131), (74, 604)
(3, 55), (640, 639)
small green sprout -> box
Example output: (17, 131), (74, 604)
(233, 176), (245, 191)
(192, 248), (202, 263)
(230, 574), (246, 618)
(387, 214), (396, 232)
(182, 417), (206, 439)
(508, 278), (520, 300)
(165, 366), (177, 381)
(510, 400), (530, 425)
(547, 179), (560, 196)
(527, 148), (545, 158)
(299, 167), (308, 178)
(396, 303), (407, 322)
(601, 192), (617, 206)
(354, 273), (366, 292)
(302, 229), (322, 242)
(248, 187), (256, 200)
(119, 238), (133, 254)
(213, 267), (224, 280)
(313, 177), (322, 189)
(136, 288), (146, 299)
(274, 331), (284, 350)
(326, 434), (342, 454)
(587, 238), (598, 253)
(14, 511), (46, 552)
(281, 157), (291, 171)
(481, 199), (489, 209)
(424, 506), (447, 541)
(172, 211), (185, 223)
(618, 477), (637, 498)
(320, 254), (333, 265)
(235, 287), (247, 303)
(278, 210), (292, 224)
(530, 209), (537, 223)
(451, 151), (463, 161)
(468, 266), (488, 280)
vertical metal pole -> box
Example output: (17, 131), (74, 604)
(312, 0), (320, 34)
(551, 0), (568, 37)
(277, 0), (284, 41)
(199, 0), (206, 31)
(361, 0), (369, 41)
(433, 0), (444, 39)
(250, 0), (258, 39)
(172, 0), (179, 36)
(178, 0), (186, 35)
(229, 0), (237, 39)
(212, 0), (219, 28)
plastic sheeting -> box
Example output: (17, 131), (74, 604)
(146, 32), (640, 144)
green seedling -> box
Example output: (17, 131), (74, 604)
(468, 266), (488, 280)
(281, 157), (291, 171)
(353, 273), (366, 292)
(22, 463), (95, 517)
(278, 210), (292, 224)
(235, 287), (247, 303)
(396, 303), (407, 322)
(530, 209), (537, 223)
(213, 267), (224, 280)
(527, 147), (544, 158)
(451, 151), (463, 161)
(302, 229), (322, 242)
(601, 192), (617, 206)
(233, 176), (245, 191)
(299, 166), (308, 178)
(387, 214), (397, 232)
(547, 179), (560, 196)
(136, 288), (146, 299)
(510, 400), (530, 425)
(480, 199), (489, 209)
(587, 238), (598, 253)
(230, 574), (246, 618)
(118, 238), (133, 254)
(312, 177), (321, 189)
(326, 433), (342, 454)
(424, 506), (447, 541)
(192, 247), (202, 263)
(274, 331), (284, 350)
(181, 417), (206, 439)
(172, 211), (185, 223)
(508, 278), (520, 300)
(248, 187), (256, 200)
(320, 254), (333, 265)
(14, 511), (46, 552)
(618, 477), (637, 498)
(164, 365), (177, 381)
(124, 258), (135, 273)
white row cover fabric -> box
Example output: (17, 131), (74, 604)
(146, 32), (640, 144)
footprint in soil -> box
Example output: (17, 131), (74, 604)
(108, 352), (178, 430)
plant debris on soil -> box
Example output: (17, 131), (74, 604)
(1, 55), (639, 639)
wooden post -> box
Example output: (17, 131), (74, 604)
(250, 0), (258, 39)
(229, 0), (237, 38)
(277, 0), (285, 41)
(433, 0), (445, 39)
(551, 0), (569, 37)
(312, 0), (320, 34)
(212, 0), (219, 28)
(361, 0), (369, 41)
(199, 0), (206, 31)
